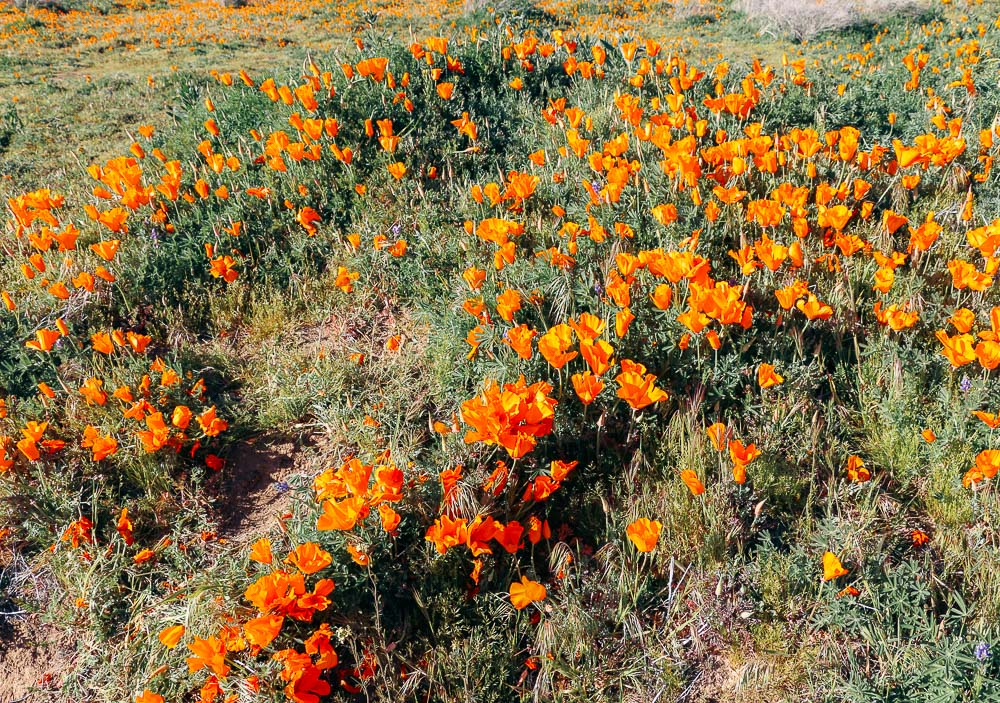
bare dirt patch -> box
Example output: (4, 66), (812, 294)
(214, 433), (317, 542)
(0, 615), (75, 703)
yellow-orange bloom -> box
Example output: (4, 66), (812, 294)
(626, 517), (662, 551)
(757, 363), (784, 389)
(822, 551), (848, 581)
(509, 575), (546, 610)
(158, 624), (185, 649)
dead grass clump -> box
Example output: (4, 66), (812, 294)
(735, 0), (928, 41)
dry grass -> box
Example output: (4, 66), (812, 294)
(736, 0), (929, 40)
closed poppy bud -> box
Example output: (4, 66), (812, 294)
(249, 538), (272, 564)
(706, 422), (727, 451)
(680, 469), (704, 496)
(921, 428), (936, 443)
(615, 308), (635, 338)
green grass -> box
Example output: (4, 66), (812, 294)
(4, 0), (1000, 702)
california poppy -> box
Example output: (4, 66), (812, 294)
(186, 636), (230, 677)
(249, 538), (273, 564)
(285, 542), (332, 574)
(626, 517), (662, 552)
(757, 363), (784, 389)
(846, 455), (870, 483)
(615, 359), (668, 410)
(243, 614), (284, 648)
(680, 469), (705, 496)
(25, 328), (61, 352)
(822, 551), (849, 581)
(158, 624), (185, 649)
(706, 422), (728, 451)
(509, 575), (546, 610)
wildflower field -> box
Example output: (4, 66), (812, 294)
(5, 0), (1000, 700)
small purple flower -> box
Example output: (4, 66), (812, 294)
(391, 223), (402, 235)
(273, 480), (290, 494)
(960, 375), (972, 393)
(976, 642), (990, 662)
(593, 283), (603, 294)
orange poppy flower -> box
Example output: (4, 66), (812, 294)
(935, 330), (977, 367)
(378, 504), (400, 532)
(706, 422), (728, 451)
(580, 338), (614, 375)
(25, 328), (61, 352)
(346, 543), (370, 566)
(496, 289), (522, 322)
(186, 636), (230, 677)
(285, 542), (332, 574)
(249, 538), (273, 564)
(846, 455), (870, 483)
(822, 551), (848, 581)
(538, 324), (577, 369)
(615, 307), (635, 337)
(197, 406), (228, 436)
(615, 359), (667, 410)
(680, 469), (705, 496)
(796, 295), (833, 321)
(503, 324), (536, 360)
(571, 371), (604, 405)
(90, 239), (121, 261)
(626, 517), (662, 552)
(973, 411), (1000, 429)
(243, 614), (284, 648)
(568, 312), (605, 341)
(158, 624), (185, 649)
(757, 363), (784, 389)
(509, 576), (546, 610)
(316, 496), (365, 531)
